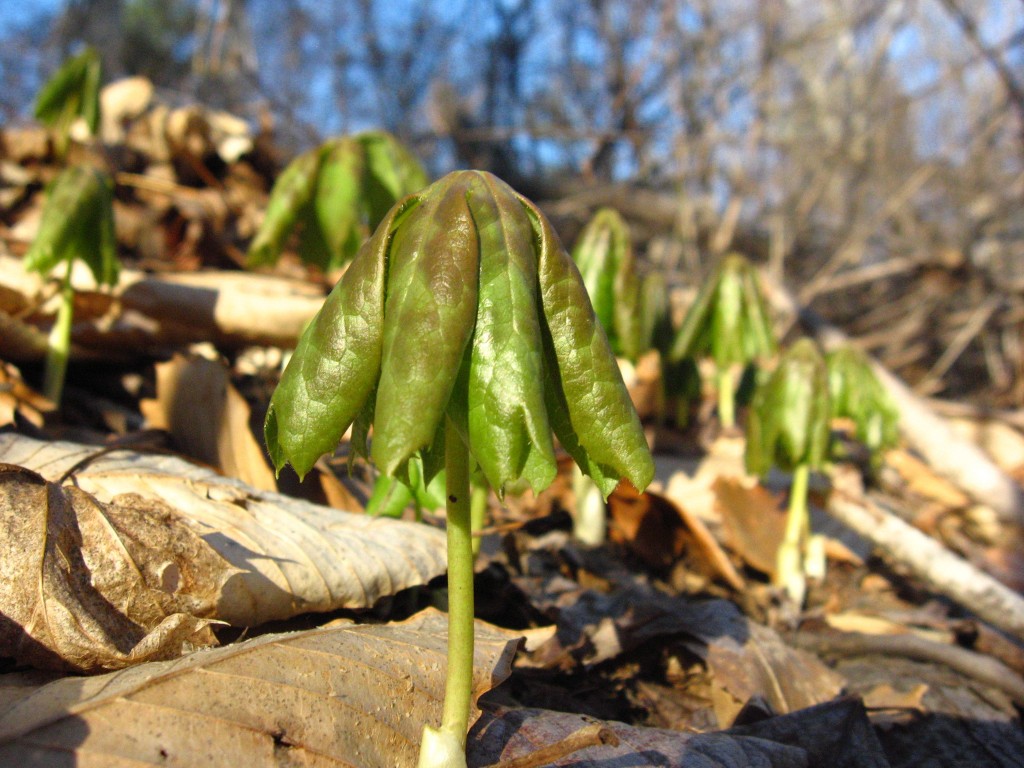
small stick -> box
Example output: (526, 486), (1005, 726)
(481, 724), (620, 768)
(828, 492), (1024, 643)
(795, 630), (1024, 706)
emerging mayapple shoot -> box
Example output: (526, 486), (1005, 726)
(24, 165), (119, 405)
(745, 338), (830, 605)
(265, 171), (653, 767)
(247, 131), (427, 273)
(826, 345), (899, 466)
(34, 47), (102, 158)
(670, 253), (776, 428)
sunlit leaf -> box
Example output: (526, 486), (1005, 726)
(746, 338), (830, 477)
(34, 47), (102, 140)
(826, 346), (899, 459)
(670, 252), (776, 368)
(24, 165), (118, 286)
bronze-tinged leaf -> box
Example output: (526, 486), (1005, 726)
(464, 173), (556, 497)
(372, 174), (480, 476)
(0, 463), (224, 673)
(266, 198), (415, 478)
(0, 609), (521, 768)
(527, 198), (654, 498)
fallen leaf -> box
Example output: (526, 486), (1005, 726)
(885, 449), (970, 508)
(0, 433), (449, 630)
(141, 352), (277, 491)
(0, 609), (520, 768)
(521, 578), (844, 715)
(0, 464), (223, 672)
(0, 362), (51, 428)
(714, 476), (786, 576)
(862, 682), (929, 712)
(469, 698), (887, 767)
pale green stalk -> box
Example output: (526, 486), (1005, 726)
(775, 462), (810, 603)
(43, 264), (75, 405)
(716, 367), (735, 429)
(418, 415), (475, 768)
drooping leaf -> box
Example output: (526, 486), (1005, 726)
(528, 198), (654, 498)
(826, 346), (899, 459)
(24, 165), (119, 286)
(670, 253), (776, 369)
(571, 208), (644, 360)
(372, 175), (480, 476)
(315, 138), (368, 270)
(746, 339), (830, 477)
(359, 130), (429, 227)
(265, 198), (416, 478)
(246, 146), (323, 267)
(33, 47), (102, 140)
(464, 174), (556, 497)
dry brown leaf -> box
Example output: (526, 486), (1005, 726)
(861, 682), (929, 713)
(885, 448), (970, 508)
(0, 609), (521, 768)
(0, 362), (51, 428)
(0, 464), (224, 672)
(0, 433), (449, 629)
(469, 699), (886, 768)
(713, 477), (787, 576)
(140, 352), (277, 491)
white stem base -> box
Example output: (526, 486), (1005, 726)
(417, 726), (467, 768)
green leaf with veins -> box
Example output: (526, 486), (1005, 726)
(266, 170), (653, 500)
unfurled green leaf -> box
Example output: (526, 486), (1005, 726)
(746, 338), (830, 477)
(25, 165), (118, 286)
(826, 346), (899, 459)
(34, 47), (102, 142)
(247, 132), (426, 272)
(670, 252), (776, 369)
(266, 170), (653, 500)
(366, 456), (447, 518)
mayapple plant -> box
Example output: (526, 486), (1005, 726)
(247, 131), (427, 273)
(745, 338), (830, 605)
(265, 170), (654, 767)
(25, 165), (119, 405)
(826, 345), (899, 467)
(669, 253), (776, 429)
(34, 47), (102, 159)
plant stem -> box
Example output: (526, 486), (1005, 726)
(775, 461), (810, 603)
(470, 482), (488, 558)
(717, 367), (735, 428)
(43, 264), (74, 406)
(440, 414), (474, 745)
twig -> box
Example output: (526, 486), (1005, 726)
(827, 492), (1024, 643)
(481, 724), (620, 768)
(795, 630), (1024, 706)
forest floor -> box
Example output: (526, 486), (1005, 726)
(1, 91), (1023, 767)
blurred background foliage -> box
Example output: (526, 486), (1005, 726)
(1, 0), (1022, 404)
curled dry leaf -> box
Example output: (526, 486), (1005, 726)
(0, 463), (224, 672)
(0, 609), (521, 768)
(0, 433), (449, 637)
